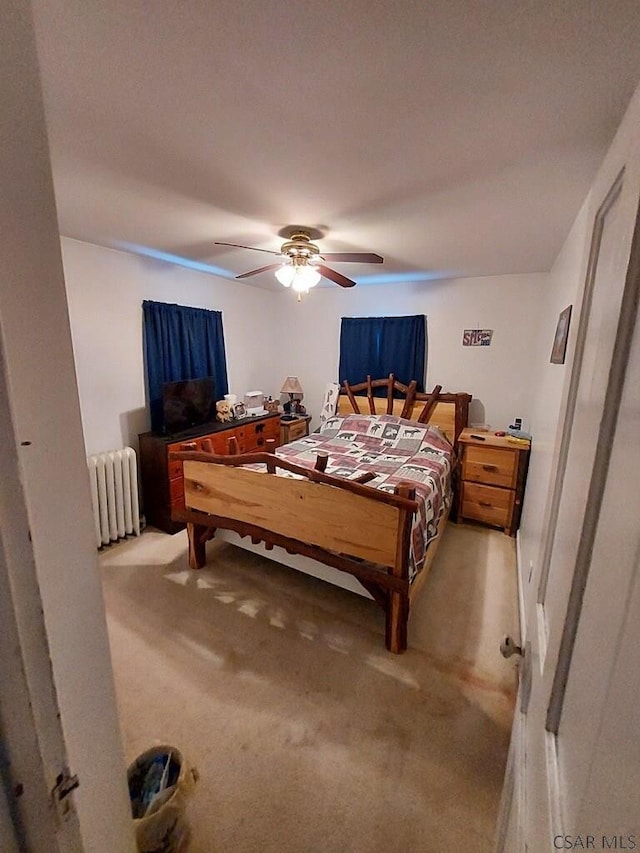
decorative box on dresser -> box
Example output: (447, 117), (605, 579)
(280, 414), (311, 445)
(139, 413), (281, 534)
(456, 428), (531, 536)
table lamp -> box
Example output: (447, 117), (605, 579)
(281, 376), (303, 420)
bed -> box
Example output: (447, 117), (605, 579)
(171, 377), (471, 653)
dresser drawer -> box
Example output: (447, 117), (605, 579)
(244, 419), (281, 449)
(168, 440), (197, 454)
(168, 457), (183, 479)
(169, 436), (221, 456)
(461, 482), (513, 528)
(263, 418), (281, 439)
(169, 477), (185, 502)
(463, 446), (517, 488)
(203, 433), (237, 454)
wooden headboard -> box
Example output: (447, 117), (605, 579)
(336, 375), (471, 445)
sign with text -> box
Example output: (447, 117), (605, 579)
(462, 329), (493, 347)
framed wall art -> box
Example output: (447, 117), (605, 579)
(551, 305), (572, 364)
(462, 329), (493, 347)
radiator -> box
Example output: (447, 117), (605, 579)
(87, 447), (141, 547)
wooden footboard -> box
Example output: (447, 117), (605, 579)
(171, 450), (419, 653)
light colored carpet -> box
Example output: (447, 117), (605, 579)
(100, 522), (518, 853)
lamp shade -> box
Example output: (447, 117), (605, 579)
(280, 376), (303, 396)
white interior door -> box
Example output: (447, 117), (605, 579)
(497, 85), (640, 852)
(0, 330), (84, 852)
(1, 4), (135, 849)
(555, 232), (640, 839)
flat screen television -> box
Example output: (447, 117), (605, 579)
(162, 376), (216, 435)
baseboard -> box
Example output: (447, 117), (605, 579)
(493, 698), (527, 853)
(515, 531), (526, 644)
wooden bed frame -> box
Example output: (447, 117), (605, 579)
(171, 377), (471, 653)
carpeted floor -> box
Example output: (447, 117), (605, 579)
(100, 522), (518, 853)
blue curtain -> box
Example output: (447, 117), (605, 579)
(143, 300), (229, 432)
(339, 315), (426, 391)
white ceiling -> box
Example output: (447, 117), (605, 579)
(32, 0), (640, 289)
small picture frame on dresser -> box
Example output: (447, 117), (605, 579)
(232, 402), (247, 419)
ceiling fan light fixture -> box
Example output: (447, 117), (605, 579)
(293, 266), (320, 291)
(275, 263), (296, 287)
(224, 226), (379, 291)
(275, 260), (320, 293)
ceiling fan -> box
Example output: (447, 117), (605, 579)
(215, 226), (383, 295)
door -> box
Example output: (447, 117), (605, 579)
(497, 86), (640, 852)
(552, 231), (640, 841)
(0, 329), (84, 852)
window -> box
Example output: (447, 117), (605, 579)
(338, 315), (426, 390)
(143, 300), (229, 432)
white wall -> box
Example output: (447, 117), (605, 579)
(62, 241), (551, 450)
(271, 274), (548, 431)
(0, 3), (135, 849)
(62, 238), (279, 455)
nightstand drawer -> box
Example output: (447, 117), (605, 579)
(287, 419), (309, 442)
(463, 446), (517, 488)
(280, 415), (311, 445)
(461, 482), (514, 528)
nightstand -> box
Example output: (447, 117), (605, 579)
(280, 414), (311, 445)
(456, 429), (530, 536)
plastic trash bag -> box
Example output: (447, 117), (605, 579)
(127, 745), (198, 853)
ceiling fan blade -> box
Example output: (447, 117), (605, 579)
(320, 252), (384, 264)
(236, 263), (283, 279)
(215, 241), (281, 256)
(318, 265), (356, 288)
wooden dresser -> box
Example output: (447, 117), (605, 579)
(456, 429), (530, 536)
(139, 413), (281, 534)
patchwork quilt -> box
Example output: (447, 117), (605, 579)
(271, 414), (453, 582)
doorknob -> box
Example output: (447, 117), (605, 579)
(500, 635), (524, 658)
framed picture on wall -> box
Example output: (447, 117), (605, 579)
(551, 305), (572, 364)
